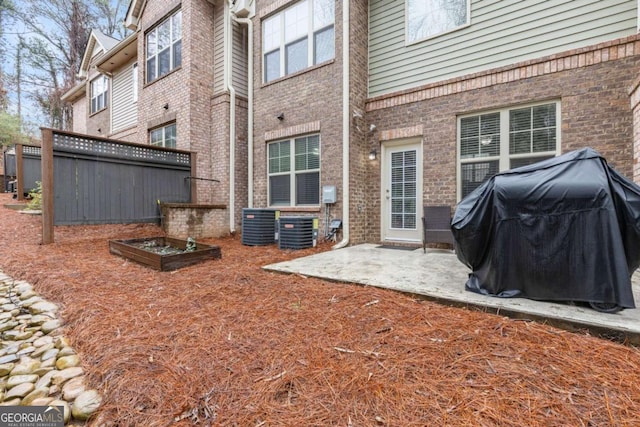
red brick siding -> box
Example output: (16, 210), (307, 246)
(365, 53), (640, 243)
(348, 0), (372, 245)
(252, 0), (345, 237)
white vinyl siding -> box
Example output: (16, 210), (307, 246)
(213, 5), (248, 96)
(232, 20), (248, 96)
(111, 62), (138, 133)
(369, 0), (637, 97)
(213, 3), (225, 94)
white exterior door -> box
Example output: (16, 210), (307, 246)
(381, 140), (423, 242)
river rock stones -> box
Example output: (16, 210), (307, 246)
(0, 274), (101, 425)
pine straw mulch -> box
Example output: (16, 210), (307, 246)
(0, 194), (639, 426)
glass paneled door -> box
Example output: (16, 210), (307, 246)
(382, 141), (422, 242)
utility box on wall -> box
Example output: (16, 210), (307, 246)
(322, 185), (336, 204)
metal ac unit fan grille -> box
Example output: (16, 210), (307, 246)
(241, 208), (277, 246)
(278, 216), (316, 250)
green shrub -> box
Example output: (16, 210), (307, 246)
(27, 181), (42, 210)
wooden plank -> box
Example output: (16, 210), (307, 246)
(41, 129), (54, 244)
(109, 237), (221, 271)
(15, 144), (24, 201)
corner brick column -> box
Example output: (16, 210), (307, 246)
(630, 75), (640, 184)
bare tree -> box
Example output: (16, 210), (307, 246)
(94, 0), (129, 39)
(5, 0), (129, 129)
(0, 0), (13, 112)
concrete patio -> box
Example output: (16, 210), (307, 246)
(264, 244), (640, 344)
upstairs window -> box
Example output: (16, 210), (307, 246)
(146, 10), (182, 84)
(458, 102), (560, 199)
(268, 135), (320, 206)
(406, 0), (469, 43)
(150, 123), (177, 149)
(90, 75), (108, 114)
(263, 0), (335, 83)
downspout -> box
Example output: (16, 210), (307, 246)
(226, 0), (237, 233)
(333, 0), (350, 249)
(231, 15), (254, 208)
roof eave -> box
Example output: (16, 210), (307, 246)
(96, 32), (139, 73)
(125, 0), (146, 31)
(61, 81), (86, 103)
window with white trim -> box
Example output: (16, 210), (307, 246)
(263, 0), (335, 83)
(90, 75), (108, 114)
(150, 123), (176, 149)
(458, 101), (560, 199)
(268, 135), (320, 206)
(146, 10), (182, 84)
(406, 0), (469, 43)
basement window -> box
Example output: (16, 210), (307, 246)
(268, 135), (320, 206)
(150, 123), (177, 149)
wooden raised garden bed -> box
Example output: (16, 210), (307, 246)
(109, 237), (221, 271)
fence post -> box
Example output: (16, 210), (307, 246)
(190, 152), (198, 204)
(41, 129), (54, 244)
(15, 144), (24, 201)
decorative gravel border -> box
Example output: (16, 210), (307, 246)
(0, 271), (101, 425)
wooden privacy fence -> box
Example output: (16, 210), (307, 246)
(40, 128), (197, 244)
(10, 144), (42, 199)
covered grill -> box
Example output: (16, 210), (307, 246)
(452, 148), (640, 312)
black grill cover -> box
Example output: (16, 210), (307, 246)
(452, 148), (640, 308)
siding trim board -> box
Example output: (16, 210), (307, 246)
(366, 34), (640, 113)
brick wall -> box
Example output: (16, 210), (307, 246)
(134, 0), (246, 235)
(72, 96), (88, 134)
(85, 69), (110, 138)
(110, 126), (138, 143)
(135, 0), (190, 151)
(629, 75), (640, 182)
(364, 36), (640, 243)
(160, 203), (229, 238)
(348, 0), (372, 245)
(252, 0), (345, 239)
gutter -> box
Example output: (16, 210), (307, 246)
(231, 15), (254, 208)
(333, 0), (350, 249)
(225, 0), (236, 233)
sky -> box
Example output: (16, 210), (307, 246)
(1, 0), (130, 136)
(2, 18), (48, 132)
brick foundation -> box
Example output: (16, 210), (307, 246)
(160, 203), (229, 239)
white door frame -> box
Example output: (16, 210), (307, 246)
(380, 138), (423, 242)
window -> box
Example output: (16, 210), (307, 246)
(263, 0), (335, 83)
(132, 63), (138, 102)
(90, 75), (109, 114)
(150, 123), (177, 149)
(406, 0), (469, 43)
(458, 102), (560, 199)
(146, 10), (182, 84)
(268, 135), (320, 206)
